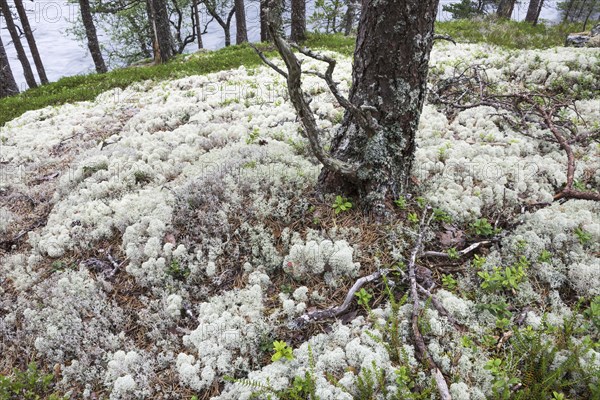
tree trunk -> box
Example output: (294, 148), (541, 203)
(525, 0), (543, 24)
(0, 0), (37, 88)
(78, 0), (107, 73)
(193, 0), (203, 49)
(147, 0), (174, 63)
(562, 0), (575, 21)
(291, 0), (306, 42)
(318, 0), (440, 208)
(0, 34), (19, 98)
(235, 0), (248, 44)
(13, 0), (48, 84)
(343, 0), (357, 36)
(260, 0), (269, 41)
(496, 0), (516, 18)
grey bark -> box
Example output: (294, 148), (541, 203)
(203, 1), (235, 47)
(235, 0), (248, 44)
(0, 34), (19, 98)
(193, 0), (203, 49)
(525, 0), (543, 24)
(260, 0), (268, 41)
(78, 0), (108, 73)
(0, 0), (37, 88)
(343, 0), (357, 36)
(13, 0), (48, 83)
(290, 0), (306, 42)
(147, 0), (174, 63)
(318, 0), (441, 209)
(496, 0), (516, 18)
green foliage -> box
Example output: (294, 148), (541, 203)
(246, 127), (261, 144)
(484, 358), (521, 400)
(435, 19), (585, 50)
(309, 0), (346, 34)
(537, 249), (553, 263)
(271, 340), (294, 362)
(407, 212), (419, 224)
(470, 218), (497, 237)
(477, 256), (529, 292)
(584, 296), (600, 329)
(355, 288), (373, 307)
(574, 227), (592, 245)
(442, 274), (458, 291)
(167, 259), (190, 280)
(432, 208), (452, 223)
(82, 162), (108, 179)
(332, 195), (353, 214)
(0, 363), (65, 400)
(447, 247), (460, 260)
(472, 254), (487, 269)
(442, 0), (495, 19)
(394, 196), (407, 210)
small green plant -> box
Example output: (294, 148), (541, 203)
(478, 256), (529, 292)
(133, 170), (153, 184)
(472, 254), (486, 269)
(332, 195), (352, 214)
(432, 208), (452, 223)
(0, 363), (65, 400)
(538, 249), (552, 263)
(415, 196), (427, 209)
(552, 392), (566, 400)
(584, 296), (600, 329)
(441, 274), (458, 291)
(447, 247), (460, 260)
(355, 288), (373, 307)
(394, 196), (407, 210)
(246, 127), (260, 144)
(496, 317), (511, 330)
(484, 358), (520, 399)
(407, 212), (419, 224)
(271, 340), (294, 362)
(574, 227), (592, 245)
(167, 259), (190, 280)
(470, 218), (497, 236)
(82, 162), (108, 179)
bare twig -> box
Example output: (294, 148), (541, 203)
(290, 268), (389, 328)
(433, 33), (457, 45)
(422, 240), (492, 258)
(409, 208), (452, 400)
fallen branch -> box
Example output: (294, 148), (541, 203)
(290, 268), (389, 328)
(422, 240), (491, 258)
(409, 208), (452, 400)
(433, 33), (457, 45)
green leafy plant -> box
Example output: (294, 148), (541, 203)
(355, 288), (373, 307)
(472, 254), (486, 269)
(478, 256), (529, 292)
(272, 340), (294, 362)
(432, 208), (452, 223)
(407, 212), (419, 224)
(332, 195), (352, 214)
(0, 363), (65, 400)
(538, 249), (552, 263)
(470, 218), (497, 236)
(484, 358), (520, 399)
(442, 274), (458, 291)
(394, 196), (407, 210)
(574, 227), (592, 245)
(447, 247), (460, 260)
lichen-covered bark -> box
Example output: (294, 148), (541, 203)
(525, 0), (543, 24)
(290, 0), (306, 42)
(0, 34), (19, 98)
(318, 0), (439, 208)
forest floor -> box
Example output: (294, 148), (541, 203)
(0, 22), (599, 400)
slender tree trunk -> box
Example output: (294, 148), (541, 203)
(343, 0), (357, 36)
(13, 0), (48, 84)
(78, 0), (107, 73)
(0, 34), (19, 98)
(0, 0), (37, 88)
(291, 0), (306, 41)
(193, 0), (203, 49)
(147, 0), (174, 63)
(235, 0), (248, 44)
(260, 0), (269, 41)
(525, 0), (543, 24)
(496, 0), (516, 18)
(318, 0), (440, 207)
(582, 0), (597, 29)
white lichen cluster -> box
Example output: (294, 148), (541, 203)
(0, 43), (598, 399)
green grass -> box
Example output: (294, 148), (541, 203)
(436, 18), (585, 49)
(0, 34), (355, 128)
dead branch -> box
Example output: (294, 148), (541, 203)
(251, 4), (359, 180)
(422, 240), (492, 258)
(433, 33), (457, 45)
(409, 208), (452, 400)
(290, 268), (389, 328)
